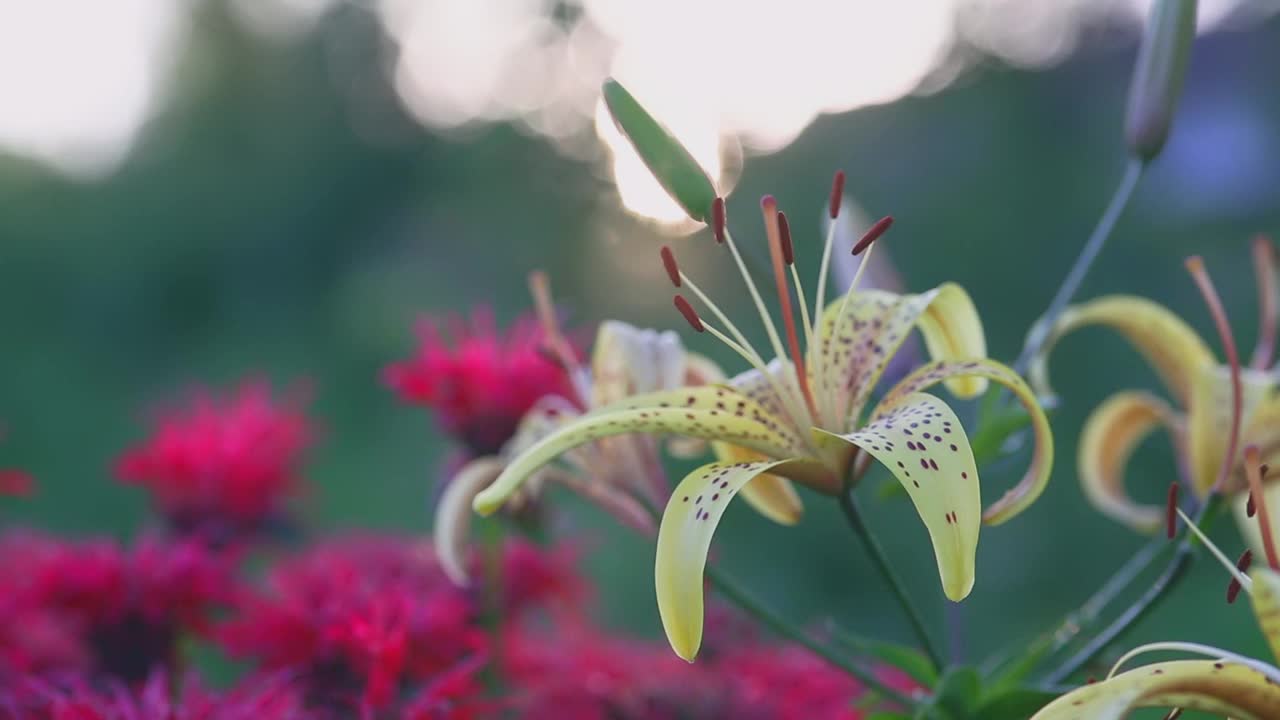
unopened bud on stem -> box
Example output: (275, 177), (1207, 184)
(1125, 0), (1197, 161)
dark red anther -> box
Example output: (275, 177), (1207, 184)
(1248, 491), (1257, 518)
(1165, 482), (1179, 539)
(660, 246), (681, 287)
(711, 197), (726, 244)
(829, 170), (845, 219)
(852, 216), (893, 256)
(1227, 549), (1253, 604)
(674, 295), (704, 333)
(778, 211), (794, 265)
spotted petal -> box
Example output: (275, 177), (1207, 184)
(1075, 391), (1183, 533)
(712, 442), (805, 525)
(655, 458), (821, 661)
(814, 392), (981, 601)
(1028, 295), (1215, 407)
(879, 358), (1054, 525)
(1029, 660), (1280, 719)
(817, 284), (988, 427)
(473, 387), (805, 514)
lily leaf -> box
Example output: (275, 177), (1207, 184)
(973, 687), (1058, 719)
(828, 627), (939, 686)
(925, 666), (982, 718)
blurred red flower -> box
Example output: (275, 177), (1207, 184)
(0, 469), (34, 497)
(114, 381), (312, 543)
(220, 538), (465, 714)
(0, 532), (234, 683)
(383, 309), (579, 456)
(0, 671), (309, 720)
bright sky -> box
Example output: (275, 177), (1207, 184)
(0, 0), (1269, 216)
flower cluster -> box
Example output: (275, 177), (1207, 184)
(2, 309), (911, 718)
(383, 307), (581, 457)
(114, 382), (313, 544)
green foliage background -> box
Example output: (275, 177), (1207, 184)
(3, 3), (1279, 704)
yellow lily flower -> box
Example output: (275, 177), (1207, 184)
(1032, 460), (1280, 720)
(472, 184), (1053, 661)
(1031, 238), (1280, 562)
(435, 274), (727, 584)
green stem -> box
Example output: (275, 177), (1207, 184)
(705, 564), (919, 709)
(1042, 493), (1225, 685)
(983, 533), (1170, 683)
(838, 484), (945, 671)
(1014, 159), (1145, 375)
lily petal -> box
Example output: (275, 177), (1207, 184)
(814, 392), (981, 602)
(590, 320), (688, 407)
(1077, 391), (1183, 533)
(434, 457), (505, 584)
(819, 284), (987, 427)
(879, 358), (1055, 525)
(712, 441), (804, 525)
(473, 387), (804, 514)
(1028, 295), (1215, 407)
(1253, 568), (1280, 663)
(1029, 659), (1280, 719)
(654, 458), (819, 661)
(1186, 363), (1274, 495)
(667, 351), (729, 459)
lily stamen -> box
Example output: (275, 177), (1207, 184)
(1251, 234), (1277, 370)
(661, 247), (812, 433)
(529, 270), (590, 405)
(762, 197), (819, 421)
(1185, 256), (1243, 495)
(1175, 507), (1253, 596)
(1244, 445), (1280, 570)
(1227, 549), (1253, 604)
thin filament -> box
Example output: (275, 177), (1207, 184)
(1186, 257), (1243, 496)
(762, 199), (818, 421)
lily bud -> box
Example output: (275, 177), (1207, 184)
(1125, 0), (1197, 162)
(602, 79), (718, 223)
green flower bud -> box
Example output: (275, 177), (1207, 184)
(602, 79), (718, 222)
(1125, 0), (1198, 162)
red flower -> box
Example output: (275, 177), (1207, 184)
(218, 537), (487, 714)
(114, 382), (312, 542)
(0, 469), (34, 497)
(0, 532), (234, 683)
(1, 671), (310, 720)
(383, 309), (579, 455)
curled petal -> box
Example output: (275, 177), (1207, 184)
(1030, 660), (1280, 719)
(1028, 295), (1215, 407)
(818, 284), (987, 427)
(880, 358), (1054, 525)
(712, 442), (804, 525)
(655, 458), (821, 661)
(814, 392), (981, 602)
(1077, 391), (1183, 533)
(473, 387), (804, 515)
(434, 458), (505, 584)
(1186, 364), (1274, 495)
